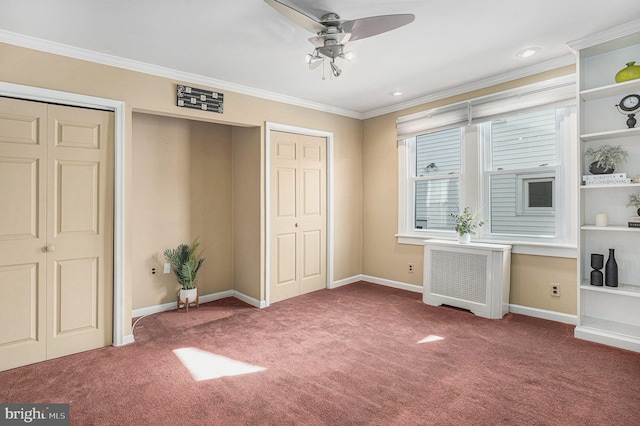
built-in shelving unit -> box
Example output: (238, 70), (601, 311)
(569, 19), (640, 352)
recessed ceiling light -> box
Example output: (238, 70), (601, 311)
(516, 47), (541, 58)
(392, 91), (404, 96)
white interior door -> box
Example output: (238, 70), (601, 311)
(270, 130), (326, 303)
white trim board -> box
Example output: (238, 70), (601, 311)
(508, 304), (578, 325)
(333, 275), (577, 325)
(131, 289), (261, 319)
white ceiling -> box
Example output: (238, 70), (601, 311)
(1, 1), (639, 117)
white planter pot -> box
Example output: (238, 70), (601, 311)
(179, 288), (198, 303)
(459, 233), (471, 244)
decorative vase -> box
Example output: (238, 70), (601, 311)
(459, 233), (471, 244)
(605, 249), (618, 287)
(588, 161), (614, 175)
(179, 288), (198, 303)
(626, 113), (637, 129)
(590, 254), (604, 286)
(615, 61), (640, 83)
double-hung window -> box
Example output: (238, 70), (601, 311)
(397, 75), (577, 250)
(481, 108), (569, 240)
(411, 128), (462, 231)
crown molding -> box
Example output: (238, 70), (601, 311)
(567, 18), (640, 52)
(361, 54), (576, 119)
(0, 30), (363, 119)
(1, 29), (576, 121)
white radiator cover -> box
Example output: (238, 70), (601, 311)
(423, 240), (511, 319)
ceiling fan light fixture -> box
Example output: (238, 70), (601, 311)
(339, 50), (354, 61)
(306, 51), (323, 69)
(264, 0), (415, 79)
(330, 60), (342, 77)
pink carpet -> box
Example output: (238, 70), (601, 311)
(1, 281), (639, 425)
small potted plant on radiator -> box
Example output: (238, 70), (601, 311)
(451, 207), (484, 244)
(164, 242), (205, 307)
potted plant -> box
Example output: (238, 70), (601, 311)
(450, 207), (485, 244)
(627, 192), (640, 216)
(585, 144), (628, 174)
(163, 242), (205, 304)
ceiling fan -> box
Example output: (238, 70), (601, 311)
(264, 0), (415, 77)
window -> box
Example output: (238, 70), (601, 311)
(412, 128), (462, 231)
(519, 174), (554, 214)
(482, 108), (569, 239)
(397, 75), (577, 250)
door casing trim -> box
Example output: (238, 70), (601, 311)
(265, 122), (334, 307)
(0, 82), (129, 346)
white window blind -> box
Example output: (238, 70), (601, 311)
(490, 109), (558, 170)
(396, 75), (575, 141)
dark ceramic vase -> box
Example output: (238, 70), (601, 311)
(605, 249), (618, 287)
(590, 254), (604, 286)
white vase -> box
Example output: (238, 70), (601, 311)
(459, 233), (471, 244)
(179, 288), (198, 303)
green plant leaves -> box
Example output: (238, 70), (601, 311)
(163, 243), (205, 290)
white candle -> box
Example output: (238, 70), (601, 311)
(595, 213), (608, 227)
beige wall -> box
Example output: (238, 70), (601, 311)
(232, 126), (262, 301)
(0, 40), (578, 329)
(510, 254), (576, 315)
(132, 113), (234, 309)
(0, 42), (362, 334)
(362, 65), (578, 315)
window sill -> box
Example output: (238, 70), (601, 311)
(396, 234), (577, 258)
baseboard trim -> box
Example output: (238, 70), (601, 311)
(354, 275), (424, 294)
(118, 334), (135, 346)
(508, 304), (578, 325)
(334, 275), (576, 326)
(132, 289), (233, 318)
(330, 274), (367, 289)
(131, 289), (264, 319)
(131, 282), (576, 330)
(574, 325), (640, 352)
(233, 290), (265, 308)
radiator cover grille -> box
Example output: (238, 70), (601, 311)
(423, 240), (511, 319)
(430, 250), (487, 304)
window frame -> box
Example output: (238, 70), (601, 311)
(517, 173), (555, 215)
(398, 111), (577, 256)
(479, 107), (571, 243)
(409, 128), (463, 233)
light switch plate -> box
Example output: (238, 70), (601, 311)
(163, 262), (171, 274)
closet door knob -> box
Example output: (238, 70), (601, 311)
(45, 244), (56, 252)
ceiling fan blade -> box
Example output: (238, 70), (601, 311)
(342, 14), (415, 42)
(264, 0), (327, 34)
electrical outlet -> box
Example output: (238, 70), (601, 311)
(408, 263), (414, 273)
(151, 267), (157, 275)
(551, 283), (560, 297)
